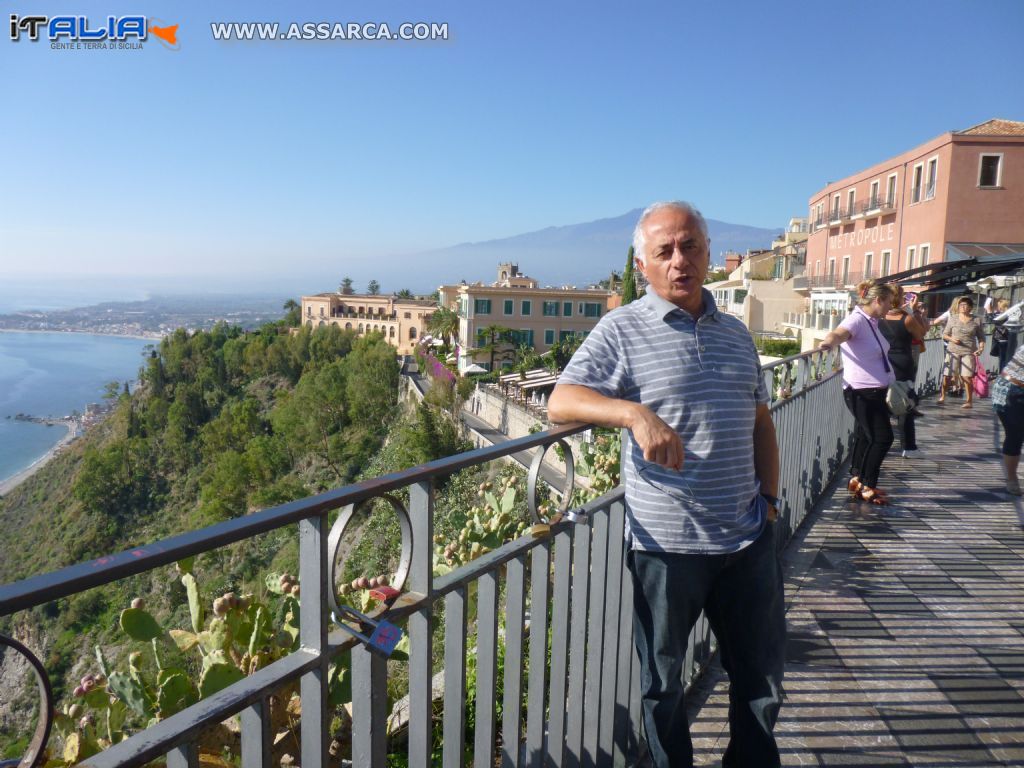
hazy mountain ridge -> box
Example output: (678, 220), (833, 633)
(404, 209), (778, 287)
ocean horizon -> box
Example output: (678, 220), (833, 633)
(0, 331), (151, 486)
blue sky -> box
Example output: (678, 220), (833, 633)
(1, 0), (1022, 292)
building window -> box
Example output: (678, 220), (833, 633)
(911, 164), (923, 203)
(409, 327), (417, 340)
(319, 306), (325, 316)
(519, 329), (534, 347)
(521, 300), (532, 316)
(906, 246), (917, 270)
(979, 154), (1003, 188)
(864, 253), (873, 279)
(542, 301), (560, 316)
(881, 250), (892, 277)
(563, 301), (573, 317)
(831, 194), (841, 221)
(846, 188), (855, 216)
(544, 329), (555, 345)
(920, 244), (930, 265)
(474, 299), (491, 315)
(827, 257), (836, 278)
(559, 330), (575, 342)
(841, 256), (851, 285)
(583, 302), (602, 318)
(925, 157), (938, 200)
(306, 306), (311, 316)
(868, 180), (880, 210)
(503, 299), (514, 316)
(404, 312), (411, 319)
(815, 260), (821, 277)
(886, 173), (898, 206)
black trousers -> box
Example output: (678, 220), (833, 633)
(843, 386), (894, 488)
(628, 520), (785, 768)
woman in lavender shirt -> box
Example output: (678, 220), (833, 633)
(819, 280), (897, 505)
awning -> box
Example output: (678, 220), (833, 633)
(878, 251), (1024, 295)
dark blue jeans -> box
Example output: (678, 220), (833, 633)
(627, 518), (786, 768)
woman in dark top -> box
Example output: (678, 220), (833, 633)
(880, 287), (927, 457)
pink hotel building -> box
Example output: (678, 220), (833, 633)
(800, 118), (1024, 348)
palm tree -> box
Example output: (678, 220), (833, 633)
(476, 324), (516, 372)
(427, 306), (459, 348)
(367, 280), (381, 295)
(282, 299), (300, 327)
(396, 288), (413, 299)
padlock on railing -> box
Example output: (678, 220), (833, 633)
(326, 495), (412, 658)
(332, 600), (405, 657)
(562, 507), (590, 525)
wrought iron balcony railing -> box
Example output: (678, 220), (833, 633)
(4, 337), (977, 767)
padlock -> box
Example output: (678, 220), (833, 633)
(333, 602), (405, 657)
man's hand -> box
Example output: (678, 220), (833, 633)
(627, 404), (684, 470)
(548, 384), (683, 469)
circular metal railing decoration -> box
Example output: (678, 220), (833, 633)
(326, 494), (412, 655)
(0, 634), (53, 768)
(526, 438), (575, 527)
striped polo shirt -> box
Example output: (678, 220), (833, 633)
(559, 289), (769, 554)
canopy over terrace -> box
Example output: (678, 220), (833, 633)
(878, 250), (1024, 296)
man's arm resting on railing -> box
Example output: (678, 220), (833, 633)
(548, 383), (684, 470)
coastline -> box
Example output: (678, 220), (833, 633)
(0, 328), (162, 342)
(0, 423), (76, 497)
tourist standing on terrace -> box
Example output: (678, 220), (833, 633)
(991, 340), (1024, 495)
(880, 286), (927, 458)
(819, 280), (896, 505)
(939, 296), (985, 408)
(548, 201), (785, 768)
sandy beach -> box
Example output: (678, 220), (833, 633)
(0, 423), (76, 496)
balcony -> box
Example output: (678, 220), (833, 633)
(2, 339), (1023, 766)
(860, 193), (898, 217)
(806, 269), (873, 290)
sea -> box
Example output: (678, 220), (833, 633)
(0, 272), (160, 488)
(0, 332), (151, 486)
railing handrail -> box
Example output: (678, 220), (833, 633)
(0, 423), (589, 616)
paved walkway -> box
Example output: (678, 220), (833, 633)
(689, 397), (1024, 766)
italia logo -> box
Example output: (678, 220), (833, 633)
(9, 14), (179, 48)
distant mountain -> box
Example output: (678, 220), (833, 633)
(401, 209), (778, 288)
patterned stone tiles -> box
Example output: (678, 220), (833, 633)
(686, 399), (1024, 766)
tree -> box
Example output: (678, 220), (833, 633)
(282, 299), (301, 327)
(395, 288), (413, 299)
(704, 268), (729, 284)
(340, 277), (354, 295)
(427, 306), (459, 348)
(475, 324), (516, 372)
(367, 280), (381, 296)
(622, 246), (638, 305)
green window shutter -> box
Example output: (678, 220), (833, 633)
(563, 301), (572, 317)
(544, 329), (555, 345)
(504, 299), (514, 315)
(521, 300), (532, 316)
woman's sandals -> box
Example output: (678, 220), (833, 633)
(849, 477), (888, 505)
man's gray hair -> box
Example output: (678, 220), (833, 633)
(632, 201), (709, 263)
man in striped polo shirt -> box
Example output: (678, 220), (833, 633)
(548, 201), (785, 768)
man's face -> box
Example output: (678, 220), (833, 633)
(636, 207), (710, 314)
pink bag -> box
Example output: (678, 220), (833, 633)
(974, 360), (990, 398)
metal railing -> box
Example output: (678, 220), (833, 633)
(1, 337), (971, 767)
(859, 194), (898, 216)
(1, 426), (648, 768)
